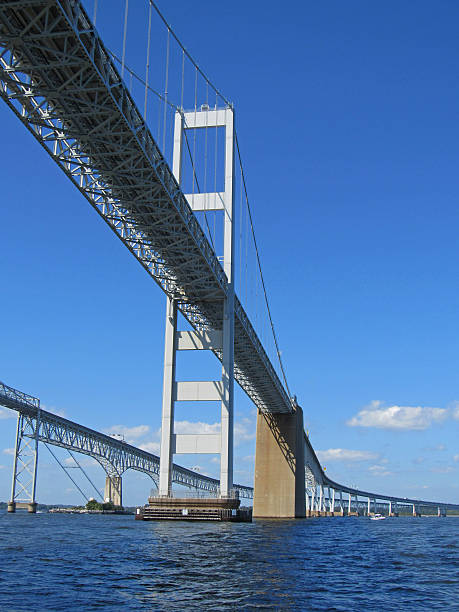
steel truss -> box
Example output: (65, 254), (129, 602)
(0, 0), (291, 415)
(0, 381), (253, 499)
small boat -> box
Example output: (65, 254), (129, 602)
(370, 513), (386, 521)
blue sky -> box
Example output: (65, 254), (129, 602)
(1, 0), (459, 505)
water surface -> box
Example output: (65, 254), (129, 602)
(1, 513), (458, 610)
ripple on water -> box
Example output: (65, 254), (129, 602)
(1, 514), (459, 610)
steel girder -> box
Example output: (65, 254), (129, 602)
(0, 0), (292, 415)
(0, 381), (253, 498)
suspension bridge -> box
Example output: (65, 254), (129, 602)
(1, 0), (457, 518)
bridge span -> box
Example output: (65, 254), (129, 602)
(2, 380), (458, 517)
(0, 380), (253, 512)
(1, 0), (458, 517)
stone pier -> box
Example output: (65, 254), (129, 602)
(104, 476), (122, 507)
(253, 406), (305, 518)
(7, 501), (37, 513)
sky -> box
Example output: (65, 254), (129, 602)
(1, 0), (459, 506)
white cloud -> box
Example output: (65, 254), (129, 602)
(454, 455), (459, 463)
(174, 421), (220, 435)
(430, 466), (455, 474)
(0, 408), (15, 420)
(0, 465), (5, 469)
(139, 441), (160, 455)
(64, 456), (97, 468)
(41, 404), (67, 418)
(234, 418), (256, 446)
(3, 448), (15, 455)
(347, 400), (448, 431)
(104, 424), (150, 442)
(368, 465), (392, 477)
(316, 448), (378, 463)
(452, 403), (459, 420)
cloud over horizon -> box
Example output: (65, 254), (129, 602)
(316, 448), (379, 463)
(347, 400), (448, 431)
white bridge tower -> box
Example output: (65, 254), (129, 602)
(158, 106), (235, 498)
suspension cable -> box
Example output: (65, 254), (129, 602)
(121, 0), (129, 79)
(235, 132), (292, 400)
(147, 0), (230, 107)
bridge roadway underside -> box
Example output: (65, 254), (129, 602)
(0, 0), (292, 417)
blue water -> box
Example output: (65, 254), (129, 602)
(1, 513), (458, 610)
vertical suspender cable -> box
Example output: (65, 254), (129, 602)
(213, 90), (218, 215)
(93, 0), (98, 26)
(144, 1), (152, 121)
(235, 133), (292, 399)
(180, 50), (185, 112)
(162, 28), (170, 154)
(121, 0), (129, 80)
(239, 163), (243, 297)
(192, 67), (198, 195)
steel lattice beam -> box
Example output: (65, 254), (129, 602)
(0, 0), (292, 415)
(0, 381), (253, 499)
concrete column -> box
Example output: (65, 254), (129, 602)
(253, 406), (306, 518)
(331, 488), (335, 513)
(104, 476), (122, 507)
(220, 108), (235, 498)
(367, 497), (371, 515)
(348, 493), (351, 515)
(159, 298), (177, 497)
(220, 293), (234, 498)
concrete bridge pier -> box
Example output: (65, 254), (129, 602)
(253, 405), (305, 518)
(104, 476), (122, 507)
(7, 501), (37, 513)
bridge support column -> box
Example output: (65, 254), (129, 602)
(253, 406), (305, 518)
(104, 476), (122, 507)
(9, 410), (40, 513)
(158, 107), (236, 500)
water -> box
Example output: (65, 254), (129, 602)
(1, 513), (458, 610)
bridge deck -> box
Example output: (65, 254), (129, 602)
(0, 381), (253, 498)
(0, 0), (291, 415)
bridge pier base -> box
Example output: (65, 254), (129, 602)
(7, 501), (37, 513)
(104, 476), (122, 507)
(253, 406), (305, 518)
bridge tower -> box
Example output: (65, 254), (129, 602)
(8, 411), (39, 513)
(159, 106), (235, 499)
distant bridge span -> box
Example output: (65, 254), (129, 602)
(0, 381), (253, 507)
(3, 380), (459, 515)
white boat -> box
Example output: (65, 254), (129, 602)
(370, 513), (386, 521)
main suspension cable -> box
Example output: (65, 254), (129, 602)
(235, 132), (292, 400)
